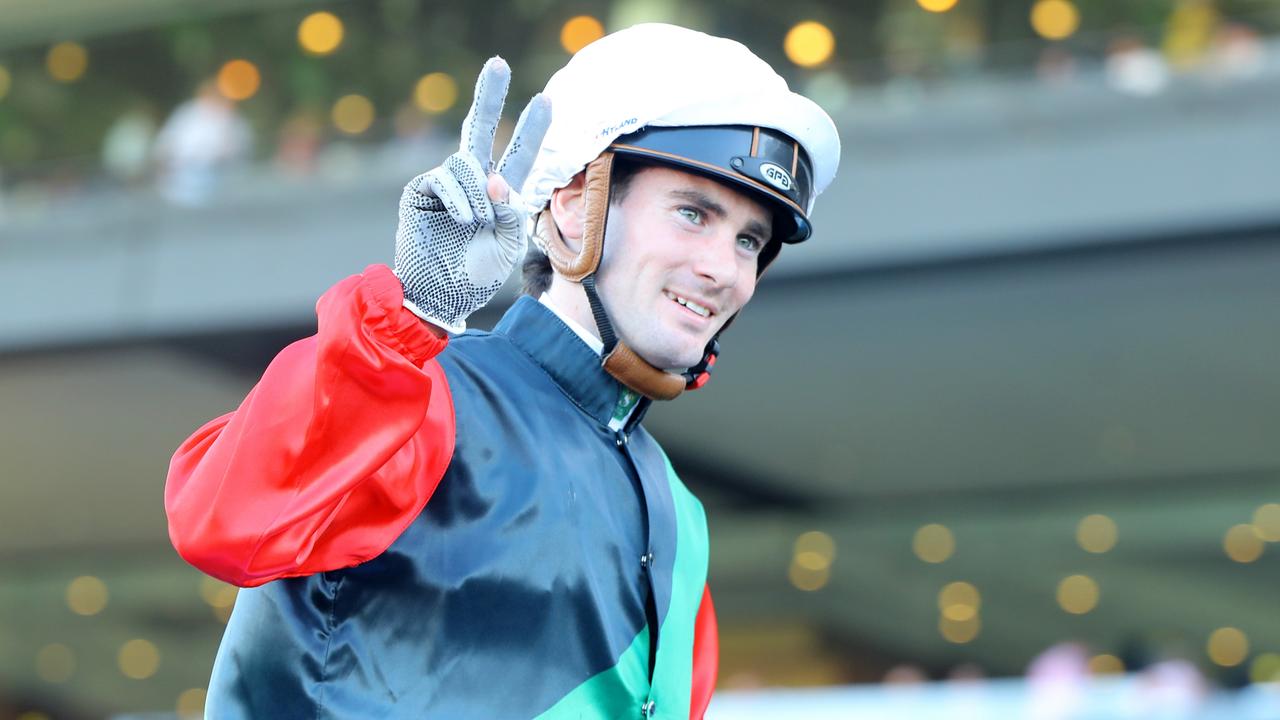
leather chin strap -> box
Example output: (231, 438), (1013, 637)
(539, 152), (693, 401)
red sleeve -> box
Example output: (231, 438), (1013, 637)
(690, 584), (719, 719)
(164, 264), (456, 588)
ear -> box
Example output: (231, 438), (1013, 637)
(548, 172), (587, 252)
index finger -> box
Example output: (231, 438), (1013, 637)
(460, 57), (511, 171)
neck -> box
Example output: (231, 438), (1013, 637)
(545, 275), (602, 342)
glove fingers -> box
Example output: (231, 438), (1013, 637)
(460, 57), (511, 172)
(446, 153), (495, 227)
(496, 93), (551, 193)
(491, 199), (529, 263)
(423, 167), (476, 226)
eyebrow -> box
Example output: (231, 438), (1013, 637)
(668, 189), (772, 241)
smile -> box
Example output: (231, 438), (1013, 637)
(663, 290), (713, 318)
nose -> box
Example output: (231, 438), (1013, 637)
(691, 232), (739, 289)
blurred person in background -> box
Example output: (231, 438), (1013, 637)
(100, 100), (158, 188)
(153, 80), (252, 206)
(164, 23), (839, 719)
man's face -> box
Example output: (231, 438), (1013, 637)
(596, 165), (772, 370)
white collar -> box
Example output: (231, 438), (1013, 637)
(538, 293), (603, 356)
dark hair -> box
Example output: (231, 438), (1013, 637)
(521, 158), (647, 296)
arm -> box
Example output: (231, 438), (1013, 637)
(165, 60), (549, 588)
(690, 584), (719, 719)
(164, 264), (455, 587)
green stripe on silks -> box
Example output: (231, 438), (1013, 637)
(534, 627), (651, 719)
(648, 452), (711, 719)
(534, 454), (710, 719)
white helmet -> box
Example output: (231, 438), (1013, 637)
(523, 23), (841, 400)
(525, 23), (840, 246)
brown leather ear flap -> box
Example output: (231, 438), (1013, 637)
(603, 343), (687, 401)
(541, 153), (614, 282)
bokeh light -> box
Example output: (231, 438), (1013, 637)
(217, 59), (261, 101)
(1250, 652), (1280, 684)
(16, 713), (51, 720)
(913, 523), (955, 563)
(939, 614), (980, 643)
(118, 639), (161, 679)
(298, 11), (344, 56)
(784, 21), (836, 68)
(0, 65), (11, 101)
(1224, 523), (1264, 563)
(1207, 627), (1248, 667)
(1056, 574), (1098, 614)
(200, 577), (237, 608)
(1030, 0), (1080, 40)
(793, 530), (836, 571)
(414, 72), (458, 114)
(1088, 653), (1124, 674)
(788, 561), (830, 591)
(35, 643), (75, 683)
(1077, 514), (1117, 553)
(332, 94), (375, 134)
(66, 575), (108, 616)
(1253, 503), (1280, 542)
(560, 16), (605, 55)
(177, 687), (207, 718)
(938, 581), (980, 622)
(46, 41), (89, 83)
(917, 0), (960, 12)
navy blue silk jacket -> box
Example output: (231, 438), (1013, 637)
(166, 267), (717, 719)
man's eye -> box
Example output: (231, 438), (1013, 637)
(737, 235), (763, 253)
(678, 207), (702, 224)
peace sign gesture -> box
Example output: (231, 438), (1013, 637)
(395, 57), (552, 334)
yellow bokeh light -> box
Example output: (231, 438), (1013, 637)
(200, 577), (238, 609)
(788, 559), (830, 591)
(0, 66), (11, 101)
(1253, 503), (1280, 542)
(298, 12), (344, 56)
(177, 687), (207, 718)
(1224, 523), (1264, 563)
(47, 41), (89, 83)
(1030, 0), (1080, 40)
(913, 523), (955, 563)
(1207, 627), (1248, 667)
(35, 643), (75, 683)
(332, 94), (375, 135)
(793, 531), (836, 571)
(119, 639), (161, 679)
(1077, 513), (1117, 553)
(1057, 574), (1099, 614)
(917, 0), (960, 12)
(414, 73), (458, 115)
(1088, 653), (1124, 675)
(1250, 653), (1280, 684)
(66, 575), (108, 616)
(560, 16), (605, 55)
(939, 614), (980, 644)
(938, 581), (980, 622)
(17, 713), (51, 720)
(217, 59), (261, 101)
(784, 21), (836, 69)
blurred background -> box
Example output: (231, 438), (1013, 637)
(2, 0), (1279, 718)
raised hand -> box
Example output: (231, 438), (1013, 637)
(394, 57), (551, 333)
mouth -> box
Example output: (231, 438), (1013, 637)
(663, 290), (715, 319)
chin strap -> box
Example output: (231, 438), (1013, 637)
(540, 153), (720, 401)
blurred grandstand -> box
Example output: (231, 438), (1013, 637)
(2, 1), (1280, 718)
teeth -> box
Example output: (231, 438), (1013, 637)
(664, 291), (711, 317)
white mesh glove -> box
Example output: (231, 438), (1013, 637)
(394, 58), (551, 333)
